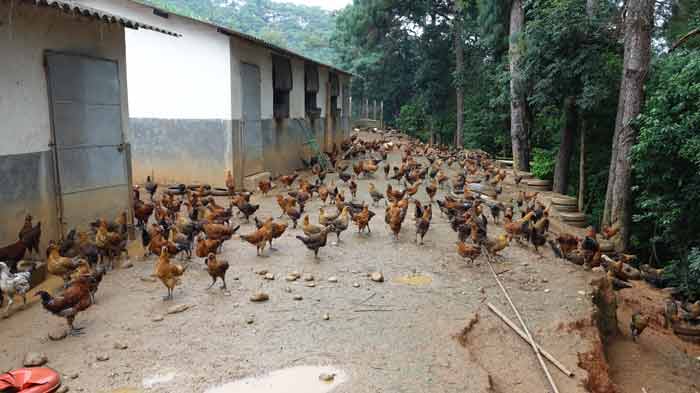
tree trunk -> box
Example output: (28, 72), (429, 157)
(553, 96), (578, 194)
(509, 0), (530, 172)
(603, 0), (655, 251)
(454, 14), (464, 147)
(579, 125), (585, 212)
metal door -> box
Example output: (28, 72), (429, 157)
(241, 63), (264, 176)
(45, 52), (130, 234)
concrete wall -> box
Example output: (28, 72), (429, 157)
(84, 0), (233, 185)
(0, 1), (128, 247)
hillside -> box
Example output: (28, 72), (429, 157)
(142, 0), (339, 64)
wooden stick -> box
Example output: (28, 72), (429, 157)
(487, 302), (575, 377)
(482, 248), (562, 393)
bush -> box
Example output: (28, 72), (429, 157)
(531, 147), (556, 180)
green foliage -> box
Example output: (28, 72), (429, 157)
(632, 49), (700, 261)
(141, 0), (339, 64)
(665, 248), (700, 300)
(530, 147), (556, 180)
(396, 101), (429, 140)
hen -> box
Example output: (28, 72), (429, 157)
(46, 242), (80, 285)
(195, 233), (222, 258)
(240, 225), (272, 256)
(368, 182), (385, 206)
(327, 207), (350, 242)
(36, 275), (93, 336)
(630, 311), (649, 342)
(205, 253), (229, 290)
(351, 205), (375, 233)
(457, 241), (481, 264)
(414, 203), (432, 245)
(154, 246), (188, 300)
(296, 227), (332, 259)
(0, 262), (31, 316)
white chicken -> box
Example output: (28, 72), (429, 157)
(0, 261), (31, 316)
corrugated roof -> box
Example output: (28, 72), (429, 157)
(30, 0), (181, 36)
(131, 0), (352, 76)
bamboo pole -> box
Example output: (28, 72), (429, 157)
(483, 249), (562, 393)
(487, 303), (575, 377)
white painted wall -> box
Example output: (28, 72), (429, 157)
(82, 0), (231, 120)
(230, 36), (274, 119)
(0, 1), (128, 155)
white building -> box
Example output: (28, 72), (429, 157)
(0, 0), (176, 246)
(80, 0), (353, 187)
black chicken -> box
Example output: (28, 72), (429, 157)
(296, 227), (331, 259)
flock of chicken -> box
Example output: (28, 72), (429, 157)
(3, 131), (699, 341)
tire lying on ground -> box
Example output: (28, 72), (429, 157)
(210, 187), (231, 197)
(525, 179), (552, 191)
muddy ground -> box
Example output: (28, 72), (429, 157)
(0, 131), (697, 393)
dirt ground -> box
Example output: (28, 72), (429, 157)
(0, 131), (697, 393)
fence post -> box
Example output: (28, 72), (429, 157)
(380, 101), (384, 129)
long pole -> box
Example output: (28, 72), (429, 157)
(483, 248), (561, 393)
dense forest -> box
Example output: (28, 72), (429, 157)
(332, 0), (700, 299)
(141, 0), (339, 64)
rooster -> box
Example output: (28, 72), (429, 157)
(36, 275), (94, 336)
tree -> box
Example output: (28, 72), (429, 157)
(454, 3), (465, 147)
(603, 0), (655, 251)
(509, 0), (530, 171)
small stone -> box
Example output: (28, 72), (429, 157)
(544, 289), (551, 293)
(23, 352), (48, 367)
(250, 292), (270, 302)
(478, 287), (485, 294)
(286, 274), (299, 282)
(284, 287), (293, 293)
(305, 282), (316, 287)
(57, 386), (70, 393)
(140, 277), (156, 283)
(48, 328), (67, 341)
(521, 263), (529, 267)
(327, 276), (338, 283)
(352, 283), (360, 288)
(303, 273), (314, 282)
(113, 342), (128, 350)
(122, 261), (133, 269)
(319, 372), (336, 382)
(69, 373), (79, 380)
(322, 313), (330, 320)
(255, 269), (268, 275)
(541, 278), (549, 283)
(245, 317), (255, 324)
(293, 295), (303, 301)
(167, 304), (191, 314)
(152, 315), (164, 322)
(370, 272), (384, 282)
(577, 290), (586, 296)
(96, 354), (110, 362)
(264, 272), (275, 280)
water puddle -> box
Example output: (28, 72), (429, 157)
(204, 366), (347, 393)
(395, 273), (432, 286)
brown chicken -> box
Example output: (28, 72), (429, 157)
(205, 253), (229, 290)
(630, 312), (649, 342)
(415, 204), (432, 245)
(386, 203), (407, 240)
(302, 215), (324, 236)
(602, 222), (621, 240)
(36, 275), (93, 336)
(504, 212), (534, 242)
(484, 234), (508, 256)
(318, 184), (329, 205)
(386, 184), (406, 203)
(255, 217), (288, 249)
(155, 246), (188, 300)
(457, 241), (481, 264)
(276, 195), (296, 218)
(352, 205), (375, 233)
(319, 208), (339, 227)
(405, 181), (421, 199)
(95, 219), (126, 269)
(259, 177), (272, 195)
(195, 233), (222, 258)
(278, 172), (299, 189)
(240, 225), (272, 256)
(225, 170), (236, 194)
(425, 181), (438, 203)
(556, 233), (580, 256)
(368, 182), (385, 206)
(147, 225), (180, 257)
(47, 242), (79, 285)
(349, 177), (358, 199)
(133, 198), (155, 228)
(203, 222), (239, 244)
